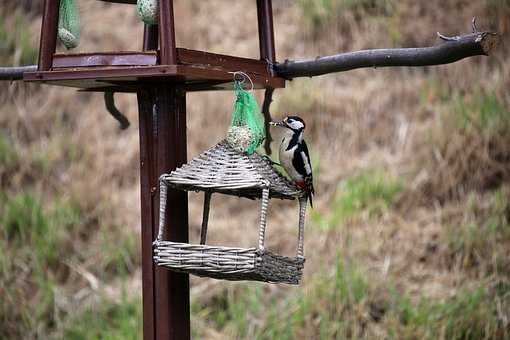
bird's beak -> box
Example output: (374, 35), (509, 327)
(270, 121), (285, 127)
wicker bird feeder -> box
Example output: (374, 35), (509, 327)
(153, 140), (307, 284)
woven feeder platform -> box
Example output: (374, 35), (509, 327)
(153, 140), (307, 284)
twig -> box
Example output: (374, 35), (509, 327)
(436, 31), (461, 42)
(471, 17), (479, 33)
(275, 21), (499, 79)
(436, 17), (487, 42)
(262, 87), (275, 155)
(0, 65), (37, 80)
(262, 155), (281, 166)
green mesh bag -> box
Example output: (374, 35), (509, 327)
(226, 80), (265, 154)
(58, 0), (80, 49)
(137, 0), (159, 25)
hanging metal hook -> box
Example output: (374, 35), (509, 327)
(230, 71), (254, 91)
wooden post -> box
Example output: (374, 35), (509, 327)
(137, 89), (157, 340)
(137, 87), (190, 340)
(38, 0), (59, 71)
(139, 13), (190, 340)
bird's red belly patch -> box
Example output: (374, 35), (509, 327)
(295, 180), (306, 189)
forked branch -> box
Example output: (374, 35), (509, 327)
(275, 19), (499, 79)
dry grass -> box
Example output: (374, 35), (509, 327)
(1, 0), (509, 339)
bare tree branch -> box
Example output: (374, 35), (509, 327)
(275, 29), (499, 79)
(0, 65), (37, 80)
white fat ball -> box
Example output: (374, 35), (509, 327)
(58, 28), (79, 49)
(137, 0), (159, 25)
(227, 126), (253, 153)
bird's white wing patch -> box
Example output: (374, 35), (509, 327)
(301, 151), (312, 174)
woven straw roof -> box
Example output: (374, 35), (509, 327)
(161, 140), (302, 200)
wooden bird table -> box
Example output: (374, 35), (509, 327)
(24, 0), (284, 339)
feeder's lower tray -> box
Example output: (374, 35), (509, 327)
(153, 241), (305, 285)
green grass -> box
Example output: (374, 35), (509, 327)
(0, 10), (38, 65)
(420, 85), (510, 137)
(193, 256), (370, 339)
(1, 192), (80, 265)
(420, 83), (509, 134)
(0, 191), (139, 337)
(0, 192), (82, 337)
(192, 284), (264, 338)
(453, 92), (510, 135)
(194, 254), (509, 339)
(417, 83), (510, 199)
(297, 0), (394, 30)
(485, 0), (510, 11)
(0, 132), (17, 167)
(390, 287), (509, 340)
(312, 169), (402, 229)
(62, 295), (142, 340)
(98, 227), (138, 278)
(445, 189), (510, 274)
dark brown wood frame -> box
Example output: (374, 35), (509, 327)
(26, 0), (284, 92)
(30, 1), (281, 340)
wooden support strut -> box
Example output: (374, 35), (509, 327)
(159, 0), (177, 65)
(38, 0), (59, 71)
(257, 0), (277, 153)
(256, 0), (276, 66)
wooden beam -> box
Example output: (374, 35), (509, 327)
(177, 49), (269, 75)
(52, 52), (158, 68)
(50, 49), (270, 75)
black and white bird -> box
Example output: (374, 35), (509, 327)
(270, 116), (315, 207)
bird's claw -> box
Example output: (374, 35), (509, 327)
(262, 155), (281, 166)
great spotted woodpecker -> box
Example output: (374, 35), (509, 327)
(270, 116), (315, 207)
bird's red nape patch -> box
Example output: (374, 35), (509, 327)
(295, 180), (306, 189)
